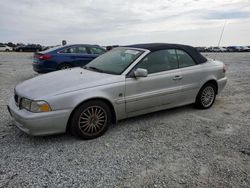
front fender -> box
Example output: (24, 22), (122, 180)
(46, 82), (126, 121)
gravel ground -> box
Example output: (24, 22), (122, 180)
(0, 52), (249, 187)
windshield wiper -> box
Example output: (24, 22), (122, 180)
(84, 66), (104, 73)
(83, 66), (119, 75)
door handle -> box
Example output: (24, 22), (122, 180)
(173, 75), (183, 80)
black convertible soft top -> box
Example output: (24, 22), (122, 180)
(125, 43), (207, 64)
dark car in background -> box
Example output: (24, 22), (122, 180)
(241, 46), (250, 52)
(105, 45), (119, 51)
(33, 44), (106, 73)
(226, 46), (242, 52)
(195, 47), (207, 52)
(15, 45), (42, 52)
(206, 47), (227, 52)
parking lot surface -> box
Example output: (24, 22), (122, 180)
(0, 52), (249, 187)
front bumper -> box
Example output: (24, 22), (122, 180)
(8, 97), (72, 136)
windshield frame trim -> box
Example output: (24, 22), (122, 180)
(121, 48), (151, 75)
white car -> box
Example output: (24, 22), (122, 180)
(8, 43), (227, 139)
(0, 45), (12, 52)
(209, 47), (227, 52)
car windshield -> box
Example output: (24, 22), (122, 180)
(84, 48), (143, 75)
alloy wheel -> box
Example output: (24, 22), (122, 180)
(201, 86), (215, 107)
(78, 106), (107, 136)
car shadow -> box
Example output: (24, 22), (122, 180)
(11, 129), (75, 142)
(110, 104), (197, 130)
(7, 103), (198, 144)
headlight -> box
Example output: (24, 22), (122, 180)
(20, 98), (31, 111)
(30, 101), (51, 112)
(20, 98), (51, 113)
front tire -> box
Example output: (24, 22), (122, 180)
(195, 83), (216, 109)
(70, 100), (111, 139)
(57, 63), (72, 70)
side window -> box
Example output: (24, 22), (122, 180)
(61, 47), (76, 54)
(135, 49), (178, 74)
(89, 47), (105, 55)
(77, 46), (87, 54)
(176, 50), (196, 68)
(61, 46), (87, 54)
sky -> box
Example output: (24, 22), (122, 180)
(0, 0), (250, 46)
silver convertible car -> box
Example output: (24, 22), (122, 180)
(8, 43), (227, 139)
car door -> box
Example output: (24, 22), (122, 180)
(125, 49), (182, 114)
(61, 46), (93, 66)
(0, 45), (4, 51)
(74, 46), (95, 66)
(26, 46), (33, 52)
(24, 46), (31, 52)
(176, 49), (204, 104)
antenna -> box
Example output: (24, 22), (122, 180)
(214, 20), (227, 60)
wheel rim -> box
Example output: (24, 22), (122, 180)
(201, 86), (215, 107)
(78, 106), (107, 136)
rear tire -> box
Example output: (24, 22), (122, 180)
(195, 83), (216, 109)
(70, 100), (111, 139)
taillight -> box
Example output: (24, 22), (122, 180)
(223, 63), (226, 73)
(35, 54), (52, 60)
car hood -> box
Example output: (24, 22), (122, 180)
(15, 68), (124, 99)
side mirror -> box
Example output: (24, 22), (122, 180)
(134, 68), (148, 78)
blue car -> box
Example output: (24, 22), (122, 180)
(33, 44), (106, 73)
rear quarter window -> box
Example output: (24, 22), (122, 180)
(176, 49), (196, 68)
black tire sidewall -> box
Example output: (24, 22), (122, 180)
(58, 63), (72, 70)
(70, 100), (111, 139)
(196, 83), (216, 109)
